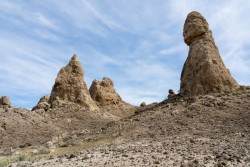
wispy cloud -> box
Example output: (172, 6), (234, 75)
(0, 0), (249, 108)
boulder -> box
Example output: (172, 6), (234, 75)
(180, 11), (238, 96)
(89, 77), (122, 106)
(0, 96), (11, 109)
(32, 96), (50, 111)
(0, 96), (11, 106)
(168, 89), (175, 98)
(140, 102), (146, 107)
(49, 55), (99, 111)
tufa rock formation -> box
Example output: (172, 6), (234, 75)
(89, 77), (122, 106)
(0, 96), (11, 106)
(180, 11), (238, 96)
(140, 102), (146, 107)
(32, 96), (50, 111)
(168, 89), (175, 98)
(89, 77), (136, 118)
(0, 96), (11, 110)
(49, 55), (99, 111)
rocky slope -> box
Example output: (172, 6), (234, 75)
(0, 55), (135, 150)
(7, 87), (250, 167)
(0, 107), (59, 148)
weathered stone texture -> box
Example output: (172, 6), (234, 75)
(49, 55), (99, 111)
(180, 11), (238, 96)
(32, 96), (50, 111)
(0, 96), (11, 109)
(89, 77), (122, 106)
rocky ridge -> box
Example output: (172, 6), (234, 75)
(8, 86), (250, 167)
(0, 55), (135, 149)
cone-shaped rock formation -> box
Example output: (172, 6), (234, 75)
(89, 77), (122, 106)
(180, 11), (238, 96)
(49, 55), (99, 111)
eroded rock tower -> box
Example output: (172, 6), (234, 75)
(180, 11), (238, 96)
(49, 55), (99, 111)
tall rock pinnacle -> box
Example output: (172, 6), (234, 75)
(0, 96), (11, 110)
(180, 11), (238, 96)
(49, 55), (99, 111)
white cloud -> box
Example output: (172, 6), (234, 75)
(158, 45), (185, 56)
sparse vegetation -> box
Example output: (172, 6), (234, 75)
(0, 137), (113, 167)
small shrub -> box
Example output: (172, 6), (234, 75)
(18, 154), (25, 161)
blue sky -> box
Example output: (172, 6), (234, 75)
(0, 0), (249, 109)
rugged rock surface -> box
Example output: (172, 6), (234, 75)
(0, 96), (11, 106)
(8, 87), (250, 167)
(49, 55), (99, 111)
(16, 138), (250, 167)
(180, 11), (238, 96)
(0, 108), (58, 148)
(0, 104), (116, 149)
(0, 96), (11, 109)
(89, 77), (122, 106)
(32, 96), (50, 111)
(89, 77), (136, 118)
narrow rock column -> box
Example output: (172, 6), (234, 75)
(180, 11), (238, 96)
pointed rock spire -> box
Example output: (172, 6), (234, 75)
(49, 54), (99, 111)
(180, 11), (238, 96)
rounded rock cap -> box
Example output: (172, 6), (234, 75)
(183, 11), (209, 45)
